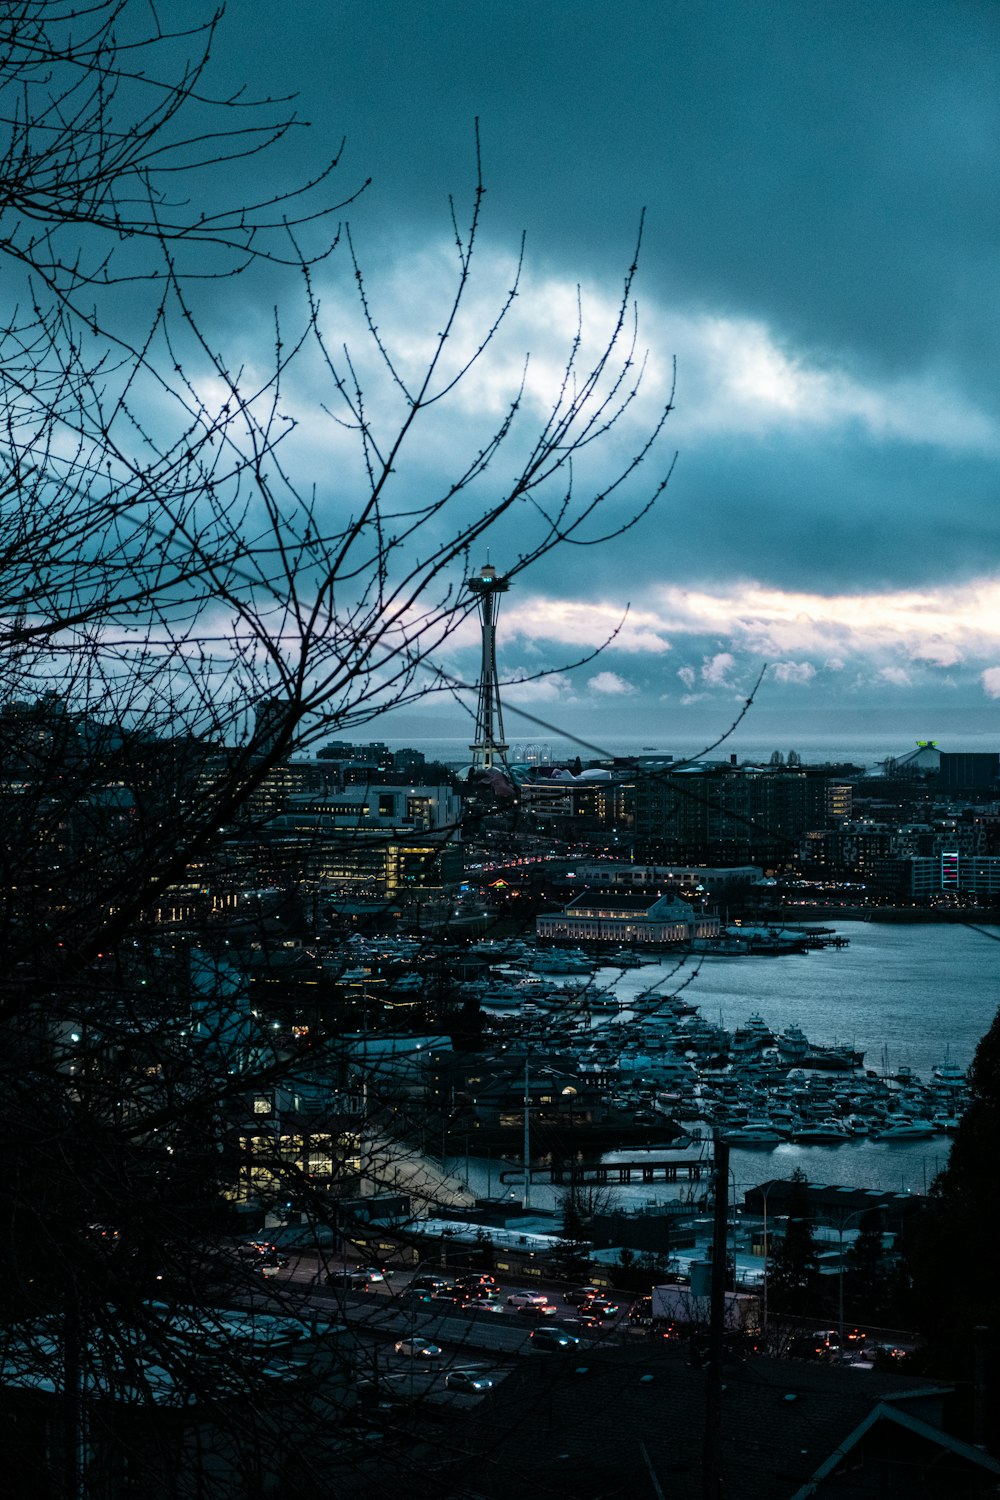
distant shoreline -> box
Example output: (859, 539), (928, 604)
(751, 906), (998, 924)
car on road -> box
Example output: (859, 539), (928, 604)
(530, 1326), (581, 1351)
(430, 1284), (472, 1304)
(253, 1258), (286, 1278)
(515, 1301), (559, 1319)
(239, 1242), (289, 1267)
(239, 1240), (279, 1258)
(872, 1343), (909, 1366)
(328, 1271), (371, 1291)
(563, 1285), (600, 1305)
(462, 1297), (504, 1314)
(445, 1370), (494, 1393)
(356, 1265), (388, 1282)
(410, 1276), (449, 1294)
(454, 1273), (498, 1291)
(572, 1312), (601, 1331)
(578, 1298), (620, 1320)
(394, 1338), (442, 1359)
(507, 1290), (550, 1308)
(787, 1333), (836, 1361)
(396, 1287), (433, 1304)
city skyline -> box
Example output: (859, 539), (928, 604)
(195, 2), (999, 748)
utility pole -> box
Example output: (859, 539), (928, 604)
(703, 1133), (729, 1500)
(523, 1053), (531, 1210)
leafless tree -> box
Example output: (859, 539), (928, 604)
(0, 4), (678, 1495)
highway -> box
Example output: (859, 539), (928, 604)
(244, 1252), (631, 1383)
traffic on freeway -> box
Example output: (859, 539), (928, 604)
(238, 1246), (633, 1394)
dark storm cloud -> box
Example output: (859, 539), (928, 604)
(236, 1), (998, 378)
(197, 0), (1000, 730)
(669, 438), (1000, 594)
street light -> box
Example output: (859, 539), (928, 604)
(561, 1086), (579, 1208)
(836, 1207), (868, 1355)
(754, 1179), (788, 1344)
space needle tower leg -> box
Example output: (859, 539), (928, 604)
(467, 563), (510, 772)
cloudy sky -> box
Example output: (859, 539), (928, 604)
(208, 1), (998, 760)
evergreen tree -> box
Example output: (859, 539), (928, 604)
(845, 1208), (890, 1325)
(767, 1171), (820, 1317)
(549, 1190), (592, 1283)
(910, 1008), (1000, 1444)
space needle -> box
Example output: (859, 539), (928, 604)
(466, 562), (510, 772)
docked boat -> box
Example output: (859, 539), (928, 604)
(473, 982), (537, 1010)
(789, 1120), (852, 1144)
(604, 948), (649, 968)
(875, 1118), (938, 1141)
(776, 1025), (810, 1065)
(931, 1056), (966, 1086)
(530, 948), (593, 975)
(724, 925), (811, 956)
(800, 1043), (866, 1072)
(687, 934), (752, 956)
(720, 1122), (787, 1147)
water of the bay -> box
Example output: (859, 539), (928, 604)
(458, 920), (1000, 1203)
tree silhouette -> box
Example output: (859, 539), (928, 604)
(0, 4), (677, 1493)
(550, 1189), (593, 1284)
(766, 1170), (819, 1318)
(844, 1207), (891, 1325)
(910, 1005), (1000, 1445)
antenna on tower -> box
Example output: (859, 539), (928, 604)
(467, 562), (510, 772)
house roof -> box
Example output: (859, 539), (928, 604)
(789, 1399), (1000, 1497)
(426, 1342), (976, 1500)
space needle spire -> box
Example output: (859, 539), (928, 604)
(467, 562), (510, 771)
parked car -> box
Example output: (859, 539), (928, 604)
(445, 1370), (494, 1393)
(394, 1338), (442, 1359)
(507, 1290), (550, 1308)
(530, 1326), (581, 1351)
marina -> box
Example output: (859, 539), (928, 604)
(452, 920), (1000, 1200)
